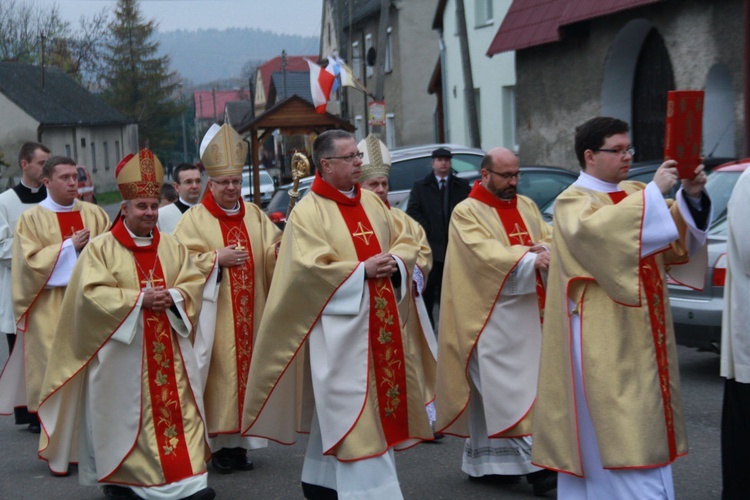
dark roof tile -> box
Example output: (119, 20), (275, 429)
(0, 62), (130, 125)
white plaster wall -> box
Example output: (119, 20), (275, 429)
(441, 0), (515, 150)
(0, 95), (40, 180)
(40, 123), (139, 193)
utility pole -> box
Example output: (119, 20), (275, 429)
(282, 50), (288, 100)
(456, 0), (481, 148)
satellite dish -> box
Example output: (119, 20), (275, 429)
(366, 47), (377, 66)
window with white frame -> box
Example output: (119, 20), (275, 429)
(385, 27), (393, 73)
(475, 0), (493, 27)
(385, 113), (396, 149)
(502, 85), (517, 151)
(352, 41), (361, 78)
(365, 33), (373, 77)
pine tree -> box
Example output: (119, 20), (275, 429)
(101, 0), (182, 151)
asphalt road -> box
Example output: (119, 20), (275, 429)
(0, 343), (723, 499)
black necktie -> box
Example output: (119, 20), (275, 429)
(440, 178), (448, 222)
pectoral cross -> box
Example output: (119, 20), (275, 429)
(141, 270), (164, 290)
(509, 223), (529, 243)
(352, 222), (374, 245)
(233, 242), (246, 251)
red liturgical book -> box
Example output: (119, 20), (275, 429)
(664, 90), (704, 179)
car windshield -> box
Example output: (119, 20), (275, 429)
(518, 171), (575, 209)
(388, 153), (482, 192)
(259, 171), (273, 187)
(705, 170), (742, 222)
(266, 181), (312, 214)
(243, 171), (274, 188)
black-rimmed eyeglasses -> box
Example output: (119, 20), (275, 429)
(486, 170), (523, 180)
(593, 147), (635, 157)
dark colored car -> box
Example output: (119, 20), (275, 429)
(396, 165), (577, 215)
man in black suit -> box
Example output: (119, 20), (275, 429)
(407, 147), (471, 327)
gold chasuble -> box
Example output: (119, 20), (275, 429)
(532, 182), (693, 477)
(173, 191), (281, 434)
(11, 200), (109, 411)
(390, 207), (436, 403)
(436, 183), (551, 438)
(241, 173), (433, 461)
(37, 220), (209, 484)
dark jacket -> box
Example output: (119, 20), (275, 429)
(406, 172), (471, 263)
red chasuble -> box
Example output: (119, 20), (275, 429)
(201, 191), (256, 417)
(469, 183), (546, 322)
(311, 174), (410, 444)
(608, 191), (677, 459)
(110, 219), (194, 482)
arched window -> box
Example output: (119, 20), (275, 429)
(631, 29), (674, 162)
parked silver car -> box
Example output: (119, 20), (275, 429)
(668, 159), (748, 352)
(242, 168), (275, 206)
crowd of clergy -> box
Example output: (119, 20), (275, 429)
(0, 115), (746, 500)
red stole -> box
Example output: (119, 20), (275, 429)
(608, 191), (677, 459)
(55, 211), (84, 241)
(469, 183), (546, 322)
(201, 191), (256, 413)
(111, 219), (194, 482)
(311, 174), (410, 444)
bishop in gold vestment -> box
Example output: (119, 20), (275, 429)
(37, 150), (214, 499)
(173, 124), (281, 473)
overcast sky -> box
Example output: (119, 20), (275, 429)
(37, 0), (323, 37)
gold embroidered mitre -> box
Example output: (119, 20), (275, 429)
(200, 123), (246, 178)
(115, 148), (164, 200)
(358, 134), (391, 181)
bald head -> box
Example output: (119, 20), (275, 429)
(481, 147), (520, 200)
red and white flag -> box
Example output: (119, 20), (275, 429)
(306, 58), (336, 114)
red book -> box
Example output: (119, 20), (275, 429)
(664, 90), (704, 179)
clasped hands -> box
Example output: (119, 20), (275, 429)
(142, 287), (174, 312)
(364, 253), (397, 279)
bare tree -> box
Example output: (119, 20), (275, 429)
(0, 0), (66, 62)
(0, 0), (110, 89)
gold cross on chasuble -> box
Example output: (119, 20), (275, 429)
(508, 223), (529, 243)
(352, 222), (375, 245)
